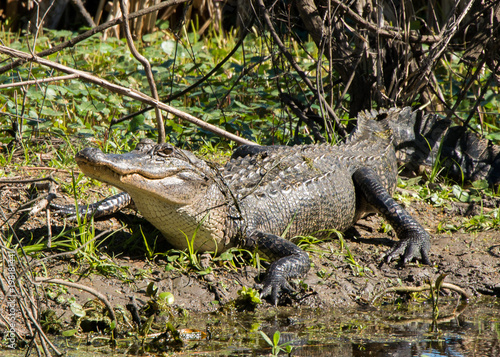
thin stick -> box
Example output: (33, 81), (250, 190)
(0, 74), (78, 89)
(119, 0), (165, 143)
(70, 0), (96, 27)
(0, 177), (58, 184)
(34, 277), (117, 323)
(0, 45), (257, 147)
(11, 166), (77, 174)
(372, 282), (470, 304)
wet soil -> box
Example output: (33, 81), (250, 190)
(1, 174), (499, 316)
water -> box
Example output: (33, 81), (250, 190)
(1, 297), (498, 356)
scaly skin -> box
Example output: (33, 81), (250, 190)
(55, 108), (432, 305)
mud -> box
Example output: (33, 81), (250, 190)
(1, 176), (498, 318)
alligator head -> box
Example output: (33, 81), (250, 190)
(76, 139), (227, 251)
(76, 139), (213, 205)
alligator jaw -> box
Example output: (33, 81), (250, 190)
(76, 147), (210, 205)
(76, 148), (183, 180)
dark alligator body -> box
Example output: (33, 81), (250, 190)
(392, 110), (500, 186)
(55, 108), (436, 305)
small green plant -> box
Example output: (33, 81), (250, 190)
(427, 274), (448, 332)
(328, 229), (367, 276)
(259, 330), (293, 356)
(425, 136), (447, 184)
(237, 286), (262, 308)
(141, 226), (158, 260)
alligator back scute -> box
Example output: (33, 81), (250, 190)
(240, 165), (357, 239)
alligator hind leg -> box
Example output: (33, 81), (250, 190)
(353, 167), (431, 265)
(243, 231), (310, 305)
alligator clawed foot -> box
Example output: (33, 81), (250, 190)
(257, 276), (296, 306)
(384, 231), (431, 266)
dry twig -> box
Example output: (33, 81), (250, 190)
(372, 282), (470, 304)
(0, 45), (257, 146)
(119, 0), (165, 143)
(0, 74), (78, 89)
(34, 277), (117, 323)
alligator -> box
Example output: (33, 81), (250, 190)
(390, 110), (500, 186)
(54, 108), (432, 305)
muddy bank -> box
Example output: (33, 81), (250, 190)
(0, 176), (498, 340)
(33, 196), (500, 316)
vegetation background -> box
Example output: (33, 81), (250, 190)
(0, 1), (499, 355)
(0, 0), (499, 150)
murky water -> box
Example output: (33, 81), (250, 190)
(2, 297), (499, 356)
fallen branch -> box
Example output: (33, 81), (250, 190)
(34, 277), (117, 323)
(0, 45), (257, 147)
(372, 282), (470, 304)
(0, 74), (78, 89)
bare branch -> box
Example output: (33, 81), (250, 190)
(119, 0), (165, 143)
(0, 74), (78, 89)
(35, 277), (117, 323)
(0, 45), (258, 146)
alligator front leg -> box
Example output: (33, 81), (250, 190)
(51, 192), (133, 219)
(353, 167), (431, 265)
(243, 231), (310, 305)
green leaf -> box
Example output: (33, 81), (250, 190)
(258, 331), (273, 346)
(273, 330), (281, 346)
(435, 274), (448, 291)
(472, 180), (489, 190)
(70, 302), (85, 318)
(62, 329), (78, 337)
(40, 107), (64, 117)
(158, 292), (175, 305)
(196, 267), (213, 276)
(452, 185), (470, 203)
(146, 282), (158, 297)
(218, 251), (234, 261)
(109, 319), (117, 331)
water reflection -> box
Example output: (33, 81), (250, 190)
(236, 298), (499, 357)
(2, 298), (498, 356)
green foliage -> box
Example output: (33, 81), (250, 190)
(397, 176), (499, 233)
(434, 55), (500, 143)
(237, 286), (262, 308)
(0, 27), (330, 147)
(259, 330), (293, 356)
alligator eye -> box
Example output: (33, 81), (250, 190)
(156, 144), (174, 157)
